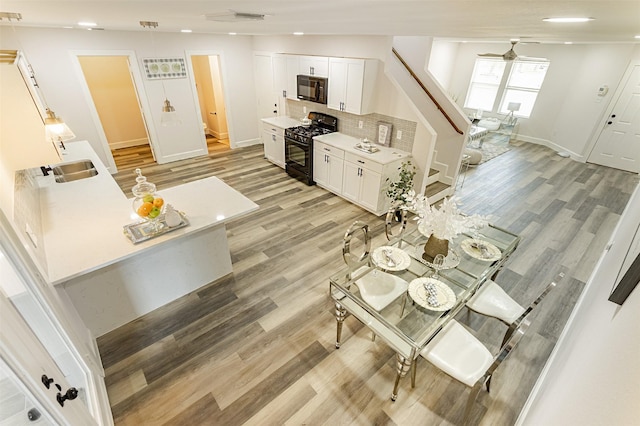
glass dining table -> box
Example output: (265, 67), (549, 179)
(329, 223), (520, 401)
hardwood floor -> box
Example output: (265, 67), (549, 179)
(99, 140), (638, 425)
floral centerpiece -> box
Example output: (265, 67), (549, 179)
(386, 161), (416, 208)
(402, 191), (488, 261)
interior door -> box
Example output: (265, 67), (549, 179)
(588, 65), (640, 173)
(0, 212), (110, 424)
(254, 53), (278, 119)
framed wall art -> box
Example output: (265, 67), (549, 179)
(377, 121), (393, 146)
(143, 58), (187, 79)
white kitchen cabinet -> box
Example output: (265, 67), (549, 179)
(313, 141), (344, 193)
(327, 58), (379, 115)
(262, 122), (286, 168)
(299, 55), (329, 77)
(342, 153), (386, 213)
(273, 54), (299, 101)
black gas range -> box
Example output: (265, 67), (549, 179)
(284, 112), (338, 185)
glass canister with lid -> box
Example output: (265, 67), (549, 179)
(131, 168), (165, 230)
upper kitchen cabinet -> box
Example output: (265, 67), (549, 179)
(298, 55), (329, 78)
(327, 58), (379, 115)
(273, 54), (299, 101)
(0, 55), (61, 172)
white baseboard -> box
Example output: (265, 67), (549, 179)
(109, 138), (148, 150)
(206, 128), (229, 140)
(235, 137), (262, 148)
(516, 135), (585, 162)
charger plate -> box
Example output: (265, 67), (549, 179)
(372, 246), (411, 271)
(408, 277), (456, 311)
(460, 238), (501, 261)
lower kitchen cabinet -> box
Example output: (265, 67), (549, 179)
(342, 155), (385, 213)
(261, 117), (301, 168)
(262, 123), (285, 168)
(313, 135), (408, 215)
(313, 141), (344, 194)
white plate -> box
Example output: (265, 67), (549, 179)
(354, 268), (409, 312)
(372, 246), (411, 271)
(408, 277), (456, 311)
(460, 238), (502, 261)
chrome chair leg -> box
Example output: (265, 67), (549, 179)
(463, 382), (483, 425)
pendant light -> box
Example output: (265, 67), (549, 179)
(140, 21), (182, 126)
(1, 11), (76, 148)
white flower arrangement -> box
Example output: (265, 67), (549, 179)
(402, 191), (488, 240)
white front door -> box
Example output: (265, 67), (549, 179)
(588, 65), (640, 173)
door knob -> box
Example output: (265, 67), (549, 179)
(56, 387), (78, 407)
(41, 375), (54, 389)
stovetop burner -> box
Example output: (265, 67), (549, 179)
(285, 125), (334, 143)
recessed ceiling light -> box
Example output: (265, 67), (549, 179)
(542, 17), (594, 23)
(78, 21), (97, 27)
(293, 32), (304, 36)
(228, 32), (237, 35)
(564, 41), (573, 44)
(635, 35), (640, 39)
(181, 29), (192, 33)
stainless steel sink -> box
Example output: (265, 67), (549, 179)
(52, 160), (98, 183)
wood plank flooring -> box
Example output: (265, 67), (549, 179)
(99, 140), (638, 425)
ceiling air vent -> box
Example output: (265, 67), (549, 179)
(205, 10), (266, 22)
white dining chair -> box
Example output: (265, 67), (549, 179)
(342, 220), (408, 313)
(465, 273), (562, 347)
(418, 318), (530, 425)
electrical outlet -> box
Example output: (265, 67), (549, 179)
(358, 120), (363, 129)
(303, 106), (307, 114)
(397, 130), (402, 140)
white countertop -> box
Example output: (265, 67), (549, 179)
(38, 141), (258, 285)
(313, 132), (411, 165)
(261, 116), (303, 129)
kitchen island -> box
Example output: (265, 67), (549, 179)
(38, 141), (258, 336)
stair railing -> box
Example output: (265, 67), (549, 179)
(392, 48), (464, 135)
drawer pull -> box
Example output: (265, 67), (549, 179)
(357, 160), (365, 164)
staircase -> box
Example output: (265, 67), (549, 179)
(384, 37), (469, 204)
(424, 168), (450, 203)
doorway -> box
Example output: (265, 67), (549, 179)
(190, 55), (229, 153)
(78, 55), (153, 170)
(587, 64), (640, 173)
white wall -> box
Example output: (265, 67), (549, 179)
(519, 183), (640, 425)
(432, 41), (640, 160)
(0, 27), (260, 170)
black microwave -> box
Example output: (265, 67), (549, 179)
(297, 75), (328, 104)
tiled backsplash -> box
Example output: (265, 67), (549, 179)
(287, 100), (416, 153)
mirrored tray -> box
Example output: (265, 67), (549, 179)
(406, 244), (460, 270)
(123, 211), (189, 244)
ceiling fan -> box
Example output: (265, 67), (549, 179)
(478, 41), (545, 61)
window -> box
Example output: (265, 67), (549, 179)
(464, 58), (550, 119)
(464, 59), (506, 111)
(498, 61), (550, 117)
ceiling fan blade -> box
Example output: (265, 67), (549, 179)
(518, 55), (548, 61)
(478, 53), (504, 57)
